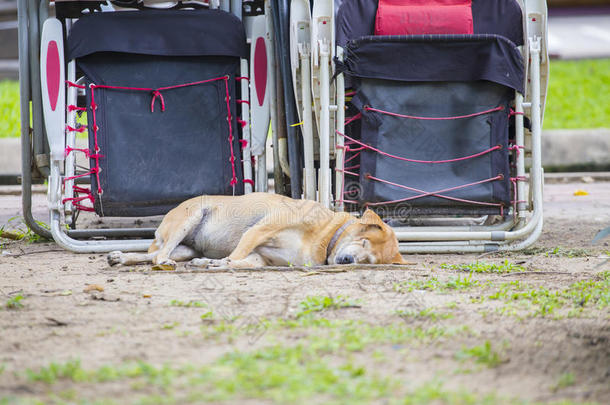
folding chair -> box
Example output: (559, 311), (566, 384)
(300, 0), (549, 253)
(30, 0), (278, 252)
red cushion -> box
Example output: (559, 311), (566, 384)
(375, 0), (473, 36)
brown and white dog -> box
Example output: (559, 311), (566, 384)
(107, 193), (406, 270)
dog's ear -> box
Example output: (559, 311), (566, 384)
(391, 252), (408, 265)
(361, 209), (384, 226)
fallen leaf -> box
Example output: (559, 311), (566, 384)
(142, 294), (151, 298)
(152, 263), (176, 271)
(83, 284), (104, 293)
(573, 189), (589, 196)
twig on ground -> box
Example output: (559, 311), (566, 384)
(7, 249), (64, 258)
(45, 317), (69, 326)
(501, 271), (572, 277)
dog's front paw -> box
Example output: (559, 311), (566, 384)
(208, 258), (230, 268)
(107, 251), (124, 267)
(152, 259), (176, 271)
(188, 258), (211, 268)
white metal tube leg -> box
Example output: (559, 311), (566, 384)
(335, 48), (345, 211)
(514, 92), (527, 218)
(318, 43), (331, 207)
(300, 45), (316, 200)
(240, 59), (253, 193)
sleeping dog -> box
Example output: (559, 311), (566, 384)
(107, 193), (406, 270)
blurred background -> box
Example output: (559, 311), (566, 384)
(1, 0), (609, 181)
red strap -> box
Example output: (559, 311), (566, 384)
(375, 0), (473, 36)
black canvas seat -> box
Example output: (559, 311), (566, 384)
(335, 0), (524, 216)
(67, 10), (247, 216)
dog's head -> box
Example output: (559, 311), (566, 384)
(330, 209), (406, 265)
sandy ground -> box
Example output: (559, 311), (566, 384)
(0, 181), (609, 404)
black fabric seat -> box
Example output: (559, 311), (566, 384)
(67, 10), (247, 216)
(335, 0), (524, 215)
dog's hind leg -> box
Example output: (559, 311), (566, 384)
(189, 252), (266, 269)
(152, 209), (207, 270)
(168, 245), (199, 261)
(108, 245), (199, 267)
(107, 251), (156, 266)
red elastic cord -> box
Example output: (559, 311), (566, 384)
(365, 105), (504, 121)
(63, 168), (99, 186)
(510, 176), (528, 216)
(237, 119), (248, 128)
(345, 113), (362, 125)
(65, 147), (104, 159)
(235, 76), (250, 81)
(509, 108), (524, 116)
(89, 86), (103, 194)
(363, 173), (505, 211)
(62, 194), (93, 204)
(337, 131), (501, 164)
(243, 179), (255, 186)
(66, 80), (86, 89)
(63, 185), (96, 212)
(91, 76), (228, 114)
(239, 139), (248, 148)
(237, 100), (250, 106)
(72, 185), (91, 194)
(509, 144), (524, 157)
(223, 78), (238, 187)
(66, 125), (86, 133)
(68, 105), (87, 112)
(344, 152), (361, 164)
(336, 168), (504, 212)
(151, 90), (165, 112)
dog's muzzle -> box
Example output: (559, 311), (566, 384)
(335, 254), (355, 265)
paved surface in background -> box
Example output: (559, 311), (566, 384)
(548, 12), (610, 59)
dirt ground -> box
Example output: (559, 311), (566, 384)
(0, 181), (609, 404)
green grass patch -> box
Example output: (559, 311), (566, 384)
(544, 59), (610, 129)
(394, 273), (480, 293)
(395, 308), (454, 321)
(553, 372), (575, 391)
(487, 271), (610, 317)
(455, 341), (504, 368)
(441, 260), (525, 274)
(169, 300), (207, 308)
(17, 355), (540, 405)
(545, 247), (591, 258)
(4, 295), (24, 310)
(295, 295), (361, 318)
(0, 81), (20, 138)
